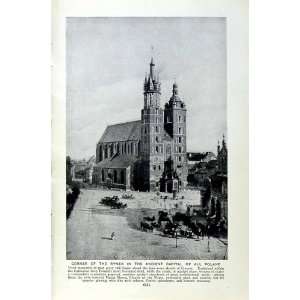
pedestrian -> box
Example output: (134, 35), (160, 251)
(111, 232), (115, 240)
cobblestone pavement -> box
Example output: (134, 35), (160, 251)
(67, 189), (227, 260)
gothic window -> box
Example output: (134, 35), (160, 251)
(155, 136), (159, 143)
(179, 147), (182, 153)
(155, 126), (159, 133)
(178, 115), (181, 122)
(101, 169), (105, 182)
(99, 146), (103, 161)
(158, 165), (161, 171)
(178, 156), (182, 162)
(178, 137), (182, 143)
(104, 145), (108, 159)
(178, 127), (182, 134)
(131, 143), (134, 154)
(153, 165), (156, 171)
(110, 144), (113, 157)
(144, 127), (147, 134)
(155, 146), (159, 153)
(116, 143), (119, 154)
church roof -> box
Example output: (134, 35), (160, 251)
(95, 154), (139, 169)
(98, 120), (141, 144)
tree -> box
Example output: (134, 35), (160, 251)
(66, 156), (72, 185)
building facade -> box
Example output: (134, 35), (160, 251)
(94, 58), (188, 192)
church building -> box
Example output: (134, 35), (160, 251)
(93, 58), (188, 192)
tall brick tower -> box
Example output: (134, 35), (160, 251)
(140, 58), (165, 191)
(164, 82), (188, 190)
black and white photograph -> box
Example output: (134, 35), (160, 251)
(66, 17), (228, 260)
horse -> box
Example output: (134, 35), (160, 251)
(140, 221), (153, 232)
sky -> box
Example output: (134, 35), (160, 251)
(66, 17), (226, 160)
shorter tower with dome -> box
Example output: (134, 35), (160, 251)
(94, 57), (188, 192)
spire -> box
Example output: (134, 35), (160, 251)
(143, 56), (161, 96)
(149, 57), (155, 79)
(219, 135), (227, 154)
(173, 82), (178, 96)
(222, 134), (226, 148)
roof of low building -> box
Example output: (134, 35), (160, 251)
(98, 120), (141, 144)
(95, 154), (139, 169)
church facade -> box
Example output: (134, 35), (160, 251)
(93, 58), (188, 192)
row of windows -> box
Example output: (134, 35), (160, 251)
(174, 146), (184, 153)
(143, 126), (185, 135)
(144, 126), (160, 134)
(143, 117), (162, 124)
(165, 115), (186, 123)
(141, 144), (184, 154)
(99, 142), (139, 161)
(178, 136), (183, 143)
(144, 116), (185, 125)
(153, 164), (162, 171)
(141, 144), (163, 154)
(177, 156), (183, 162)
(152, 158), (184, 171)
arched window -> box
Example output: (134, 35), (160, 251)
(104, 145), (108, 159)
(155, 136), (159, 143)
(178, 115), (181, 122)
(113, 170), (117, 183)
(155, 146), (159, 153)
(99, 145), (103, 161)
